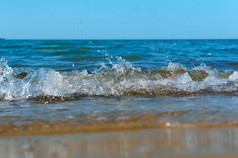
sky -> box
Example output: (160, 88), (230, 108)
(0, 0), (238, 39)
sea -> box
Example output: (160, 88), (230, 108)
(0, 39), (238, 128)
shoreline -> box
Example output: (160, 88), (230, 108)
(1, 119), (238, 137)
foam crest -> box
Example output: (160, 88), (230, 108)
(229, 71), (238, 82)
(0, 56), (237, 101)
(0, 57), (13, 82)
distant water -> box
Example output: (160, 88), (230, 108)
(0, 40), (238, 128)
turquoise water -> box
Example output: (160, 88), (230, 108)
(0, 40), (238, 126)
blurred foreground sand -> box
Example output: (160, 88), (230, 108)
(1, 128), (238, 158)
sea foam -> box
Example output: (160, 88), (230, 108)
(0, 56), (237, 101)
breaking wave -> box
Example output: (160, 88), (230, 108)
(0, 55), (238, 101)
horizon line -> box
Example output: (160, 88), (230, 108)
(2, 38), (238, 40)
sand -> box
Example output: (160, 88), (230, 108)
(1, 127), (238, 158)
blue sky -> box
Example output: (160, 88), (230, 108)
(0, 0), (238, 39)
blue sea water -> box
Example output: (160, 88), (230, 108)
(0, 40), (238, 126)
(1, 40), (238, 71)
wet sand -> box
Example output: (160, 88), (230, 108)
(2, 117), (238, 137)
(1, 128), (238, 158)
(1, 113), (238, 157)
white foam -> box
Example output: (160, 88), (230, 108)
(0, 56), (237, 101)
(229, 71), (238, 82)
(175, 72), (193, 84)
(203, 75), (228, 86)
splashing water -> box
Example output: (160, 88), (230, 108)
(0, 55), (237, 101)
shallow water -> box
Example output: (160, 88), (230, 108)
(0, 40), (238, 130)
(0, 94), (238, 128)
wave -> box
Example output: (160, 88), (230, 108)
(0, 55), (238, 101)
